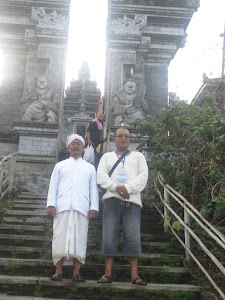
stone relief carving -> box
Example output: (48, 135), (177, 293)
(21, 75), (59, 123)
(107, 50), (136, 126)
(111, 14), (147, 35)
(31, 7), (68, 31)
(39, 46), (65, 88)
(109, 50), (136, 98)
(111, 77), (150, 126)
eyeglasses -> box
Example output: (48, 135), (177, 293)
(115, 135), (130, 139)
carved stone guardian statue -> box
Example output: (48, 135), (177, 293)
(111, 78), (150, 126)
(21, 75), (59, 123)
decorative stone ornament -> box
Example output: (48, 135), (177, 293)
(111, 14), (147, 36)
(31, 7), (68, 31)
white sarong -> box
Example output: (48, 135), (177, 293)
(52, 210), (89, 265)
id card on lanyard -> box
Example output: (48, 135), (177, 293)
(116, 151), (128, 182)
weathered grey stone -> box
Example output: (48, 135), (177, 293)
(105, 0), (199, 127)
(111, 77), (150, 126)
(0, 0), (70, 160)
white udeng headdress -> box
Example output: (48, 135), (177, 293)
(66, 134), (85, 147)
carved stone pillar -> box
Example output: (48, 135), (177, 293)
(0, 1), (71, 158)
(105, 0), (200, 132)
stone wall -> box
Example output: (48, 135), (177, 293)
(15, 155), (56, 194)
(145, 64), (168, 117)
(0, 143), (18, 158)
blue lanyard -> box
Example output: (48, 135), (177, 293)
(115, 150), (128, 168)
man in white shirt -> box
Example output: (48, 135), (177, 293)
(97, 128), (148, 285)
(47, 134), (99, 282)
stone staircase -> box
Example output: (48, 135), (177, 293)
(0, 192), (201, 299)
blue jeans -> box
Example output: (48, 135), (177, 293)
(101, 197), (142, 257)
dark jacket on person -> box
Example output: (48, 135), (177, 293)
(86, 120), (104, 148)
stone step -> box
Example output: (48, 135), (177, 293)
(14, 199), (46, 204)
(3, 217), (49, 224)
(0, 275), (201, 293)
(0, 227), (172, 248)
(0, 234), (178, 252)
(17, 195), (47, 200)
(6, 210), (47, 216)
(0, 245), (183, 261)
(0, 234), (51, 242)
(0, 245), (44, 253)
(5, 209), (161, 225)
(12, 204), (47, 209)
(0, 224), (46, 232)
(0, 193), (201, 299)
(0, 234), (174, 249)
(0, 295), (66, 300)
(0, 258), (188, 274)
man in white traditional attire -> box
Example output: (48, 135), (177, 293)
(47, 134), (99, 282)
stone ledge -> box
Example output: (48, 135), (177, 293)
(13, 121), (59, 130)
(0, 258), (190, 274)
(0, 294), (66, 300)
(16, 154), (55, 164)
(0, 275), (201, 292)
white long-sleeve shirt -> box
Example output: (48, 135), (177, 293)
(97, 151), (148, 207)
(47, 157), (99, 217)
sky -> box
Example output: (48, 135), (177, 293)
(168, 0), (225, 102)
(65, 0), (225, 103)
(65, 0), (108, 93)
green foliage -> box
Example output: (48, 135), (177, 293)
(137, 96), (225, 228)
(164, 217), (171, 227)
(33, 285), (44, 297)
(172, 221), (182, 232)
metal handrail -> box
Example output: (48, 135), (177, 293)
(156, 172), (225, 300)
(0, 153), (17, 201)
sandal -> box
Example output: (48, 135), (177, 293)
(72, 274), (85, 282)
(50, 273), (63, 281)
(97, 275), (112, 283)
(132, 277), (147, 285)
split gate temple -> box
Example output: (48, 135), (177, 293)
(0, 0), (199, 193)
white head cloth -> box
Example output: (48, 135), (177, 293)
(67, 134), (85, 147)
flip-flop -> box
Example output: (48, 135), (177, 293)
(50, 273), (63, 281)
(72, 274), (85, 282)
(97, 275), (112, 283)
(132, 277), (147, 285)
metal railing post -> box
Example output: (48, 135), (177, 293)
(9, 155), (16, 194)
(184, 204), (191, 264)
(164, 186), (169, 232)
(0, 167), (3, 198)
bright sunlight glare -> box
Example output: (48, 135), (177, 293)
(65, 0), (108, 94)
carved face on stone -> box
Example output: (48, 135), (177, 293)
(36, 76), (49, 89)
(123, 80), (137, 95)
